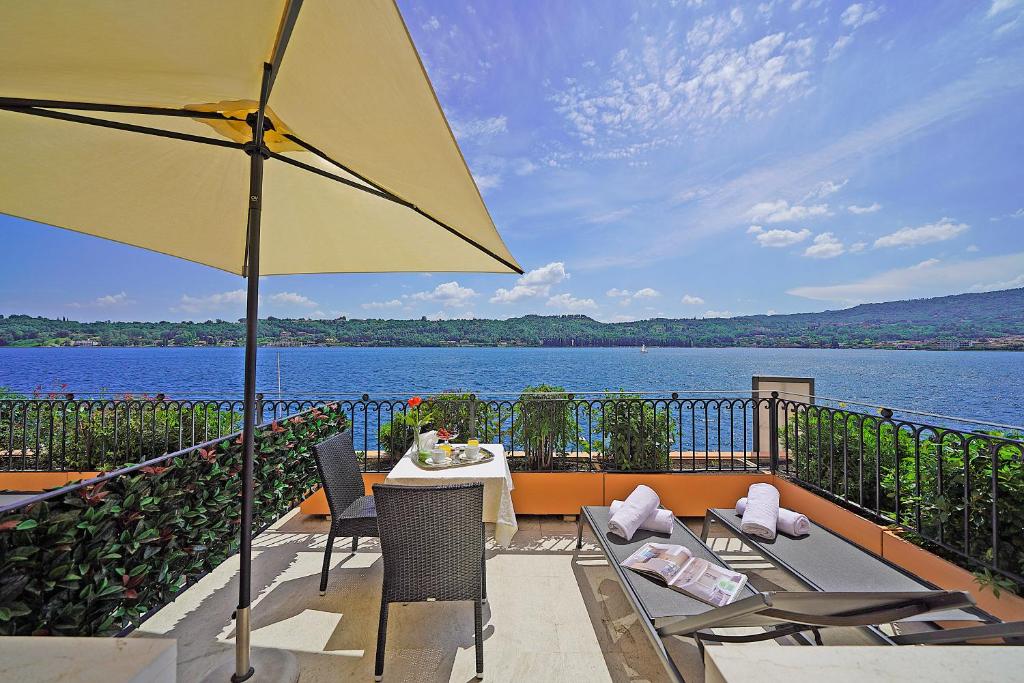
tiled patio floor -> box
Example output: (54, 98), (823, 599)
(135, 512), (874, 682)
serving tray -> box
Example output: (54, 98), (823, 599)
(413, 445), (496, 470)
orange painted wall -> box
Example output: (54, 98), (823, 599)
(881, 530), (1024, 622)
(511, 473), (604, 515)
(0, 471), (100, 492)
(603, 473), (771, 517)
(298, 473), (387, 515)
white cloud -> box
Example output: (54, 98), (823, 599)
(606, 286), (659, 306)
(409, 281), (477, 308)
(804, 179), (847, 200)
(826, 35), (853, 62)
(270, 292), (317, 308)
(491, 262), (569, 303)
(422, 16), (440, 31)
(681, 294), (705, 305)
(848, 202), (882, 214)
(451, 116), (508, 140)
(966, 244), (980, 253)
(586, 207), (634, 224)
(788, 252), (1024, 304)
(991, 208), (1024, 221)
(988, 0), (1021, 17)
(841, 3), (884, 29)
(686, 10), (744, 50)
(754, 227), (812, 247)
(174, 290), (246, 314)
(873, 218), (969, 248)
(747, 224), (764, 234)
(472, 173), (502, 192)
(362, 299), (403, 310)
(514, 159), (539, 176)
(803, 232), (845, 258)
(747, 199), (831, 223)
(910, 258), (940, 270)
(849, 241), (867, 253)
(550, 30), (813, 149)
(69, 291), (133, 308)
(547, 293), (598, 311)
(702, 310), (735, 318)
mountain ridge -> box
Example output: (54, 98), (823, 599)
(1, 288), (1022, 350)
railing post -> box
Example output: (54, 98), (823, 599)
(468, 393), (477, 439)
(256, 393), (265, 423)
(768, 391), (779, 474)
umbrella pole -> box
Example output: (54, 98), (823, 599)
(233, 63), (272, 683)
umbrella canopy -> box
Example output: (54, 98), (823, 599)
(0, 2), (521, 680)
(0, 0), (521, 275)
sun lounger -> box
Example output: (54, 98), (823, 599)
(577, 506), (991, 683)
(703, 507), (1024, 643)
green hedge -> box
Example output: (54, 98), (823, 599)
(0, 403), (347, 636)
(784, 407), (1024, 594)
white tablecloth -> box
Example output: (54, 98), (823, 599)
(385, 444), (517, 547)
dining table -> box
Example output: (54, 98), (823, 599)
(384, 443), (518, 547)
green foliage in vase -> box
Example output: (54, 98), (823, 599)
(0, 403), (348, 636)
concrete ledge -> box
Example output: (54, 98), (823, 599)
(0, 637), (176, 683)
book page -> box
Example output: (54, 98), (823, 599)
(620, 543), (693, 584)
(670, 558), (747, 607)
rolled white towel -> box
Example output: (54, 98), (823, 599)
(608, 485), (660, 540)
(736, 497), (811, 537)
(740, 483), (780, 540)
(610, 499), (674, 534)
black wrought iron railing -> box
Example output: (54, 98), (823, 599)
(0, 392), (769, 474)
(772, 392), (1024, 594)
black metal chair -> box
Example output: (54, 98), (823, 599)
(312, 430), (379, 595)
(372, 482), (486, 681)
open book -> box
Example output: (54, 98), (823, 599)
(621, 543), (748, 607)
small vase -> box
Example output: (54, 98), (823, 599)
(415, 430), (431, 462)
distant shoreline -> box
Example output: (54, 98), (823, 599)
(1, 343), (1018, 352)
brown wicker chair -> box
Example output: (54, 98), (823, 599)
(372, 482), (486, 681)
(312, 430), (379, 595)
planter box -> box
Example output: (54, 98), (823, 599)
(510, 472), (603, 515)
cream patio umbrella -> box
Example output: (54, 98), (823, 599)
(0, 1), (521, 679)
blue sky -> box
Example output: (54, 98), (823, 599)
(1, 0), (1022, 323)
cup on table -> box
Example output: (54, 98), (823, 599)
(463, 439), (481, 461)
(438, 443), (453, 463)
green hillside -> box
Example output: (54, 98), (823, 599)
(1, 288), (1022, 350)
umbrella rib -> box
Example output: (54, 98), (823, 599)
(0, 105), (245, 150)
(283, 133), (394, 196)
(266, 150), (524, 274)
(0, 98), (231, 120)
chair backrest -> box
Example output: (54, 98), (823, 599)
(372, 482), (484, 604)
(312, 430), (364, 518)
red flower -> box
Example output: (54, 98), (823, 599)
(289, 416), (305, 425)
(408, 396), (423, 408)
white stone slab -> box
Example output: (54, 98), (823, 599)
(705, 645), (1024, 683)
(0, 637), (176, 683)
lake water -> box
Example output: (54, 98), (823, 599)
(0, 346), (1022, 427)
